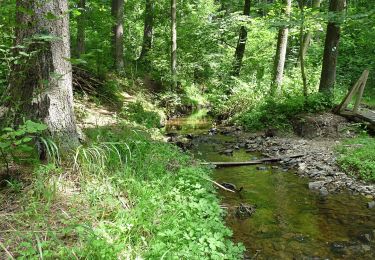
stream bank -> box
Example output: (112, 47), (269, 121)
(167, 112), (375, 198)
(166, 111), (375, 259)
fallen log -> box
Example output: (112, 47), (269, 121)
(201, 154), (304, 167)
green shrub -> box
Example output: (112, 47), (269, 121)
(73, 126), (245, 258)
(236, 93), (332, 130)
(337, 135), (375, 181)
(122, 101), (162, 128)
(0, 120), (47, 172)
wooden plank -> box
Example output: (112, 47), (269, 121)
(201, 154), (304, 167)
(353, 70), (369, 113)
(341, 109), (375, 126)
(357, 110), (375, 124)
(336, 70), (367, 113)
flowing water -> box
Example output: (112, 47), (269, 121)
(166, 111), (375, 259)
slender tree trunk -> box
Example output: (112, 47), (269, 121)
(299, 9), (308, 100)
(270, 0), (292, 97)
(319, 0), (346, 94)
(139, 0), (154, 61)
(232, 0), (251, 77)
(112, 0), (125, 72)
(171, 0), (177, 88)
(76, 0), (86, 58)
(9, 0), (78, 144)
(300, 0), (321, 59)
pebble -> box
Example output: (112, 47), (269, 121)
(308, 181), (325, 190)
(330, 242), (346, 254)
(367, 201), (375, 209)
(361, 245), (371, 252)
(358, 233), (371, 243)
(319, 187), (329, 196)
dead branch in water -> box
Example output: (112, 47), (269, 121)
(201, 154), (304, 167)
(201, 177), (236, 193)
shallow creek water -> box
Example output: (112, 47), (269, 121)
(166, 112), (375, 259)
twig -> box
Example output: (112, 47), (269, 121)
(202, 177), (235, 193)
(0, 241), (15, 260)
(251, 250), (261, 260)
(0, 230), (50, 233)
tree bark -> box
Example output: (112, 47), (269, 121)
(9, 0), (78, 145)
(139, 0), (154, 61)
(171, 0), (177, 88)
(232, 0), (251, 77)
(76, 0), (86, 58)
(269, 0), (292, 97)
(270, 0), (292, 97)
(319, 0), (346, 94)
(112, 0), (125, 72)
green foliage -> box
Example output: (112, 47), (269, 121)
(236, 93), (332, 130)
(337, 135), (375, 181)
(80, 126), (244, 258)
(3, 125), (244, 258)
(0, 0), (15, 95)
(0, 120), (47, 171)
(73, 141), (131, 175)
(122, 101), (162, 128)
(338, 1), (375, 89)
(1, 164), (80, 259)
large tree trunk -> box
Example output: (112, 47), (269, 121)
(9, 0), (78, 145)
(232, 0), (251, 77)
(171, 0), (177, 88)
(76, 0), (86, 58)
(139, 0), (154, 61)
(112, 0), (125, 72)
(319, 0), (346, 94)
(300, 0), (321, 60)
(269, 0), (292, 97)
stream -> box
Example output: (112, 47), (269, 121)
(166, 111), (375, 259)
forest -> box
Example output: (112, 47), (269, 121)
(0, 0), (374, 258)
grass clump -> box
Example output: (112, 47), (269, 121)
(337, 135), (375, 181)
(1, 124), (244, 259)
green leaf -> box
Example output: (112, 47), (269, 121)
(24, 120), (48, 133)
(22, 137), (33, 143)
(0, 142), (11, 149)
(13, 129), (26, 136)
(2, 127), (13, 132)
(19, 51), (29, 57)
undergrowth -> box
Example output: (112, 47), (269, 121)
(121, 101), (163, 129)
(337, 135), (375, 181)
(0, 124), (244, 259)
(234, 93), (332, 130)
